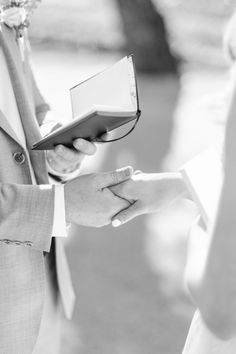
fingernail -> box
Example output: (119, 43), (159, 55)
(118, 166), (132, 177)
(74, 139), (83, 148)
(124, 166), (133, 176)
(112, 219), (122, 228)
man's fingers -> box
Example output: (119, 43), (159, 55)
(98, 166), (133, 189)
(73, 138), (97, 156)
(112, 202), (140, 227)
(47, 150), (82, 173)
(54, 145), (83, 163)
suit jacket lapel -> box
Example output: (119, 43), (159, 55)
(0, 24), (21, 74)
(0, 24), (49, 184)
(0, 24), (39, 144)
(0, 26), (24, 147)
(0, 109), (24, 147)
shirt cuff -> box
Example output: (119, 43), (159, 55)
(52, 184), (68, 237)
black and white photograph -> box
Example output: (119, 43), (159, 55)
(0, 0), (236, 353)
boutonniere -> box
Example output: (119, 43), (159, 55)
(0, 0), (41, 62)
(0, 0), (41, 37)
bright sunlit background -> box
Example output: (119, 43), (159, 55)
(28, 1), (236, 353)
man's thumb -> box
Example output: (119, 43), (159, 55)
(99, 166), (133, 188)
(112, 202), (140, 227)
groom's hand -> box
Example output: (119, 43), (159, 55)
(64, 166), (133, 227)
(47, 138), (97, 174)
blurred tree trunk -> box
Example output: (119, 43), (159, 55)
(115, 0), (178, 74)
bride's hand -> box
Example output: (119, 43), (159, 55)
(110, 172), (188, 227)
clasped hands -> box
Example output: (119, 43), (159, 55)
(47, 138), (187, 228)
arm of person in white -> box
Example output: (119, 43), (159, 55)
(110, 146), (224, 227)
(179, 146), (224, 226)
(184, 77), (236, 341)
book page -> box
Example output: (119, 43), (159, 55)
(70, 56), (137, 119)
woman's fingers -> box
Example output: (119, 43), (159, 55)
(112, 201), (141, 227)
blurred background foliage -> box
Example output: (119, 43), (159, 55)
(30, 0), (236, 71)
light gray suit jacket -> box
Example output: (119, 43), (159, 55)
(0, 24), (74, 353)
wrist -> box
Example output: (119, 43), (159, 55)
(64, 178), (84, 225)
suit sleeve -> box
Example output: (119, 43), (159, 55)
(0, 183), (55, 252)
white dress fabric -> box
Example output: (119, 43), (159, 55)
(183, 311), (236, 354)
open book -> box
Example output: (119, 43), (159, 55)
(32, 55), (140, 150)
(179, 148), (224, 225)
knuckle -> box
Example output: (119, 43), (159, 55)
(111, 171), (120, 185)
(109, 171), (117, 185)
(74, 139), (95, 155)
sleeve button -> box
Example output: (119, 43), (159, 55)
(24, 241), (33, 247)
